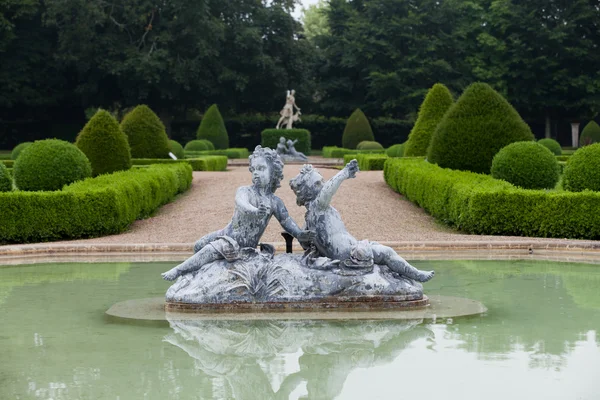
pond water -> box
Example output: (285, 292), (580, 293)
(0, 259), (599, 400)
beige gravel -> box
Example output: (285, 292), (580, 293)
(46, 164), (590, 247)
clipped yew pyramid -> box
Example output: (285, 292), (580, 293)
(342, 108), (374, 149)
(580, 120), (600, 146)
(75, 110), (132, 176)
(404, 83), (453, 157)
(197, 104), (229, 149)
(121, 105), (171, 159)
(427, 82), (534, 173)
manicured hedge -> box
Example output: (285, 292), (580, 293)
(261, 129), (311, 154)
(344, 154), (388, 171)
(0, 164), (192, 243)
(322, 146), (385, 158)
(2, 160), (14, 168)
(132, 156), (227, 171)
(185, 148), (249, 159)
(384, 158), (600, 239)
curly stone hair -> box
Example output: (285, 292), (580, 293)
(289, 164), (320, 206)
(249, 145), (284, 193)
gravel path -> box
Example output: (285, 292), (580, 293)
(52, 164), (581, 247)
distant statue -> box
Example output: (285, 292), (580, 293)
(290, 160), (435, 282)
(275, 136), (308, 162)
(161, 146), (314, 281)
(276, 89), (301, 129)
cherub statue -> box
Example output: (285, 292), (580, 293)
(276, 89), (301, 129)
(161, 146), (314, 281)
(276, 137), (289, 158)
(286, 139), (308, 161)
(289, 160), (434, 282)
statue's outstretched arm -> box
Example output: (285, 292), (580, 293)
(314, 160), (358, 212)
(273, 197), (315, 242)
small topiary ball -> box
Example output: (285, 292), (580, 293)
(184, 140), (214, 152)
(563, 143), (600, 192)
(491, 141), (560, 190)
(11, 142), (33, 160)
(386, 143), (406, 157)
(537, 138), (562, 155)
(14, 139), (92, 191)
(357, 141), (384, 150)
(0, 163), (12, 192)
(169, 140), (185, 159)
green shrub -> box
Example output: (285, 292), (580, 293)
(185, 148), (249, 159)
(427, 82), (534, 174)
(261, 129), (311, 154)
(0, 162), (11, 192)
(556, 155), (571, 162)
(342, 109), (374, 149)
(491, 142), (560, 189)
(169, 140), (185, 159)
(120, 105), (171, 159)
(580, 121), (600, 146)
(384, 157), (600, 239)
(14, 139), (92, 191)
(356, 141), (384, 150)
(2, 160), (14, 168)
(404, 83), (454, 157)
(537, 138), (562, 155)
(344, 154), (388, 171)
(75, 109), (132, 176)
(197, 104), (229, 149)
(132, 156), (227, 171)
(322, 146), (385, 158)
(0, 164), (192, 243)
(386, 143), (406, 157)
(11, 142), (33, 160)
(185, 140), (211, 152)
(563, 143), (600, 192)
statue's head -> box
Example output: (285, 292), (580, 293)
(289, 164), (324, 206)
(249, 146), (284, 193)
(279, 137), (286, 143)
(290, 89), (295, 95)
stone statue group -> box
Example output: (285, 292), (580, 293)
(161, 146), (434, 305)
(276, 89), (301, 130)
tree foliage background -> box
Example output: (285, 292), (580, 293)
(1, 0), (599, 146)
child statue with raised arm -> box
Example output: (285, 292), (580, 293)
(161, 146), (314, 281)
(289, 160), (434, 282)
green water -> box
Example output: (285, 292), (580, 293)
(0, 260), (599, 400)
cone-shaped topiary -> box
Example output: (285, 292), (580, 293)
(120, 105), (171, 159)
(404, 84), (454, 157)
(185, 139), (215, 152)
(14, 139), (92, 191)
(357, 141), (384, 150)
(386, 143), (406, 157)
(169, 140), (185, 159)
(342, 109), (374, 149)
(427, 82), (534, 173)
(580, 121), (600, 146)
(491, 142), (560, 189)
(11, 142), (33, 160)
(0, 162), (12, 192)
(75, 109), (132, 176)
(197, 104), (229, 149)
(537, 138), (562, 155)
(563, 143), (600, 192)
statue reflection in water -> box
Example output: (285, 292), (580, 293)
(164, 317), (433, 399)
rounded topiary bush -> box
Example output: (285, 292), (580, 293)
(404, 83), (453, 157)
(197, 104), (229, 149)
(0, 163), (12, 192)
(386, 143), (406, 157)
(11, 142), (33, 160)
(169, 140), (185, 159)
(427, 82), (535, 174)
(563, 143), (600, 192)
(14, 139), (92, 191)
(357, 141), (384, 150)
(120, 105), (171, 159)
(75, 109), (132, 176)
(342, 109), (374, 149)
(580, 121), (600, 146)
(491, 142), (560, 190)
(185, 139), (214, 152)
(537, 138), (562, 155)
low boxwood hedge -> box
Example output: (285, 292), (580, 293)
(344, 154), (388, 171)
(2, 160), (14, 168)
(261, 129), (311, 154)
(384, 158), (600, 239)
(322, 146), (385, 158)
(185, 148), (249, 159)
(0, 163), (192, 243)
(132, 156), (227, 171)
